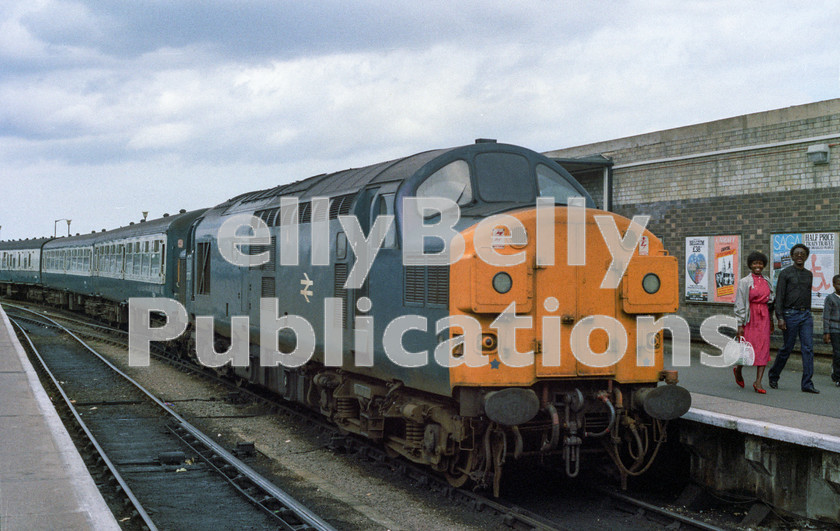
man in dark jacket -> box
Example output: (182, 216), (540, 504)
(769, 243), (819, 393)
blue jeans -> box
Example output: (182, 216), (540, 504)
(769, 309), (815, 390)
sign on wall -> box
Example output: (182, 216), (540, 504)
(771, 232), (837, 309)
(685, 235), (740, 303)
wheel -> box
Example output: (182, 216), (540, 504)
(444, 449), (476, 488)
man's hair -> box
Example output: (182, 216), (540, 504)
(833, 274), (840, 283)
(790, 243), (810, 257)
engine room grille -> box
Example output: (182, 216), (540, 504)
(261, 277), (275, 298)
(329, 193), (357, 219)
(247, 236), (276, 271)
(404, 265), (449, 307)
(334, 263), (349, 328)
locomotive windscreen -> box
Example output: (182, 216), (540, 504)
(474, 152), (533, 202)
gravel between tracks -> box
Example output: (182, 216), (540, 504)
(88, 340), (498, 531)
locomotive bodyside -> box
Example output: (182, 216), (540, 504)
(180, 142), (689, 493)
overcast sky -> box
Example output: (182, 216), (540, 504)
(1, 1), (838, 241)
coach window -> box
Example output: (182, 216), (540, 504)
(126, 244), (134, 276)
(134, 243), (142, 276)
(416, 160), (472, 219)
(151, 241), (161, 277)
(141, 241), (149, 277)
(475, 152), (533, 203)
(536, 163), (579, 205)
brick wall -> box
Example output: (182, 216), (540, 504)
(546, 99), (840, 341)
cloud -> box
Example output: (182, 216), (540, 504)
(1, 0), (839, 240)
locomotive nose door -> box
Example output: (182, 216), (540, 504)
(534, 212), (617, 378)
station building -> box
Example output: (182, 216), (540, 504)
(545, 99), (840, 340)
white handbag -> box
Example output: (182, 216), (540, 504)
(724, 337), (755, 366)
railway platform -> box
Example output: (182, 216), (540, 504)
(0, 305), (118, 530)
(671, 344), (840, 524)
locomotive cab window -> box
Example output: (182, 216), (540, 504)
(372, 192), (397, 248)
(416, 160), (472, 218)
(536, 164), (580, 205)
(475, 152), (533, 203)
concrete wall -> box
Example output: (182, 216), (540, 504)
(679, 421), (840, 524)
(546, 99), (840, 337)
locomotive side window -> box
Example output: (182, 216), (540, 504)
(416, 160), (472, 217)
(372, 193), (396, 248)
(536, 164), (579, 204)
(475, 153), (533, 203)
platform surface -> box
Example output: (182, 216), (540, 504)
(671, 343), (840, 450)
(0, 305), (118, 530)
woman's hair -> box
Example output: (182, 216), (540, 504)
(746, 251), (768, 267)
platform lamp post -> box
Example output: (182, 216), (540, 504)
(54, 218), (71, 237)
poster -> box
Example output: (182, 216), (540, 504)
(685, 235), (739, 303)
(771, 232), (837, 309)
(713, 236), (739, 303)
(685, 237), (709, 301)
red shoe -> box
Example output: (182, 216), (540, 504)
(733, 367), (744, 387)
(753, 383), (766, 394)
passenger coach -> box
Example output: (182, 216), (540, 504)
(0, 237), (51, 296)
(35, 209), (205, 323)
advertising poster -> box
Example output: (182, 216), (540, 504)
(685, 235), (739, 303)
(713, 235), (739, 303)
(771, 233), (801, 285)
(772, 232), (837, 309)
(685, 237), (709, 301)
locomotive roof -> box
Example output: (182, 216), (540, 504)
(216, 142), (594, 216)
(220, 147), (451, 210)
(43, 209), (207, 249)
(0, 237), (54, 251)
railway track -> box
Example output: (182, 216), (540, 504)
(6, 302), (735, 530)
(7, 304), (335, 531)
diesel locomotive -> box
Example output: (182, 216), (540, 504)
(0, 140), (690, 494)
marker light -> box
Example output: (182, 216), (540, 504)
(492, 272), (512, 294)
(642, 273), (661, 294)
